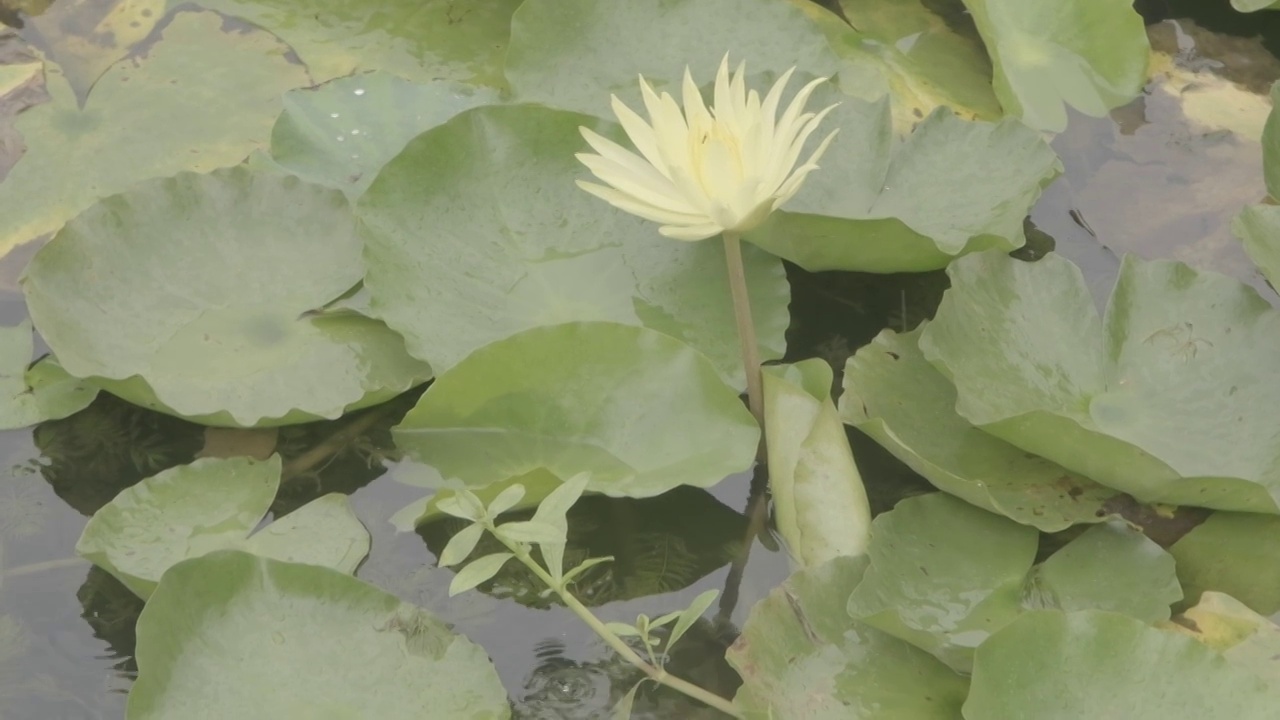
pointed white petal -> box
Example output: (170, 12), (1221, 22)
(609, 95), (668, 177)
(658, 221), (724, 241)
(576, 154), (696, 214)
(576, 180), (711, 226)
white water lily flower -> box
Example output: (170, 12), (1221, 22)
(576, 56), (839, 241)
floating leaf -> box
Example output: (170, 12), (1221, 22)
(23, 166), (431, 427)
(76, 456), (369, 599)
(745, 97), (1061, 273)
(847, 492), (1037, 672)
(920, 251), (1280, 513)
(728, 556), (968, 719)
(1168, 591), (1280, 687)
(0, 11), (308, 259)
(128, 550), (510, 719)
(261, 72), (501, 200)
(358, 103), (788, 384)
(841, 325), (1116, 531)
(0, 320), (98, 430)
(1023, 522), (1181, 623)
(1170, 512), (1280, 615)
(164, 0), (520, 88)
(829, 0), (1001, 127)
(764, 359), (871, 568)
(21, 0), (166, 100)
(504, 0), (838, 118)
(1234, 1), (1280, 14)
(393, 322), (758, 499)
(960, 0), (1150, 132)
(964, 610), (1280, 719)
(1232, 205), (1280, 291)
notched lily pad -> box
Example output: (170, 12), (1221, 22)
(127, 550), (510, 719)
(727, 556), (968, 719)
(358, 103), (789, 385)
(23, 166), (431, 427)
(920, 251), (1280, 513)
(841, 324), (1117, 531)
(76, 455), (369, 599)
(392, 321), (759, 500)
(1170, 512), (1280, 615)
(745, 96), (1061, 273)
(0, 320), (98, 430)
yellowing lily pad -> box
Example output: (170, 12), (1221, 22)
(393, 322), (759, 499)
(76, 456), (369, 599)
(920, 251), (1280, 512)
(357, 103), (789, 385)
(22, 166), (431, 427)
(0, 11), (309, 260)
(20, 0), (166, 101)
(127, 550), (510, 719)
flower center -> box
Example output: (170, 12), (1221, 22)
(691, 121), (746, 199)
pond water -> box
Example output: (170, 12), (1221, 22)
(1, 1), (1279, 718)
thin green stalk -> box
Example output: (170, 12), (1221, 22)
(721, 232), (764, 433)
(2, 557), (87, 579)
(491, 527), (743, 718)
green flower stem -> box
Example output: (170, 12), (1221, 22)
(491, 527), (743, 718)
(722, 232), (764, 436)
(1, 557), (87, 579)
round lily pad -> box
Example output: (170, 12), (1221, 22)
(22, 166), (431, 427)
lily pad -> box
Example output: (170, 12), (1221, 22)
(0, 11), (309, 260)
(744, 97), (1061, 273)
(357, 103), (789, 384)
(0, 320), (97, 430)
(763, 359), (871, 568)
(504, 0), (838, 119)
(727, 556), (968, 719)
(20, 0), (166, 101)
(964, 610), (1280, 719)
(920, 250), (1280, 513)
(840, 324), (1117, 532)
(76, 456), (369, 599)
(828, 0), (1002, 127)
(1170, 512), (1280, 615)
(23, 166), (431, 427)
(1168, 591), (1280, 686)
(960, 0), (1150, 132)
(392, 321), (759, 499)
(164, 0), (521, 88)
(1233, 204), (1280, 291)
(846, 492), (1037, 672)
(127, 550), (509, 719)
(1023, 522), (1182, 623)
(1234, 0), (1280, 12)
(261, 72), (502, 200)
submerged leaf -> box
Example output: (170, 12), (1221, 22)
(23, 166), (431, 427)
(921, 251), (1280, 513)
(764, 359), (871, 567)
(76, 456), (369, 598)
(128, 551), (510, 719)
(393, 322), (758, 499)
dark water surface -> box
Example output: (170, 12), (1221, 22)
(1, 1), (1279, 718)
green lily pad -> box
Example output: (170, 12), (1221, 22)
(1170, 512), (1280, 615)
(1234, 0), (1280, 12)
(357, 103), (789, 384)
(1170, 591), (1280, 687)
(504, 0), (838, 118)
(727, 556), (968, 719)
(1023, 522), (1182, 623)
(1260, 81), (1280, 198)
(828, 0), (1002, 127)
(76, 456), (369, 599)
(261, 72), (501, 200)
(19, 0), (166, 101)
(763, 360), (871, 568)
(393, 322), (759, 499)
(23, 166), (431, 427)
(960, 0), (1150, 132)
(846, 492), (1037, 672)
(744, 98), (1061, 273)
(840, 324), (1117, 531)
(964, 610), (1280, 719)
(920, 251), (1280, 512)
(127, 550), (509, 719)
(0, 11), (309, 259)
(0, 320), (98, 430)
(164, 0), (520, 88)
(1232, 205), (1280, 291)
